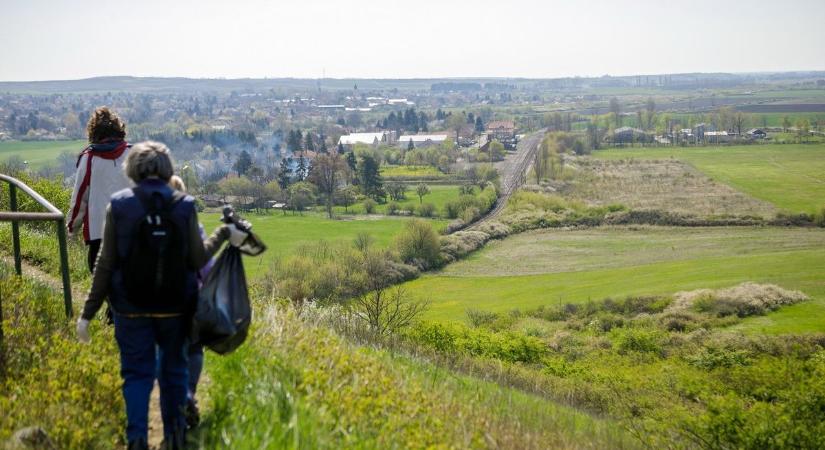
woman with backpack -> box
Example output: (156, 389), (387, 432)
(76, 142), (248, 450)
(68, 107), (131, 272)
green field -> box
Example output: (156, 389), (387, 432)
(594, 144), (825, 214)
(200, 211), (448, 279)
(409, 226), (825, 333)
(333, 184), (463, 216)
(381, 165), (448, 179)
(0, 140), (85, 168)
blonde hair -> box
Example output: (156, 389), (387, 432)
(168, 175), (186, 192)
(125, 141), (174, 182)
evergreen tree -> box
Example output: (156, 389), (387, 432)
(233, 150), (253, 176)
(357, 155), (384, 200)
(345, 151), (357, 172)
(338, 142), (346, 154)
(304, 132), (315, 151)
(475, 116), (484, 132)
(278, 158), (292, 189)
(297, 155), (307, 181)
(319, 138), (328, 154)
(407, 139), (415, 151)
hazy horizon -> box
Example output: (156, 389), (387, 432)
(2, 0), (824, 82)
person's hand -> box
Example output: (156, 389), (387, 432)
(227, 223), (248, 247)
(76, 318), (91, 344)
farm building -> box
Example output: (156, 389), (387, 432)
(609, 126), (652, 144)
(705, 131), (734, 143)
(338, 132), (391, 150)
(747, 128), (767, 139)
(398, 134), (449, 149)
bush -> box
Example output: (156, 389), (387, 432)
(406, 321), (547, 364)
(611, 327), (664, 355)
(443, 186), (497, 222)
(685, 347), (752, 370)
(394, 219), (441, 270)
(386, 201), (400, 215)
(466, 308), (499, 327)
(416, 202), (435, 218)
(363, 198), (377, 214)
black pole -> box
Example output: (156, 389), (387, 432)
(9, 184), (21, 276)
(56, 220), (73, 318)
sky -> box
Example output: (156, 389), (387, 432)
(1, 0), (824, 81)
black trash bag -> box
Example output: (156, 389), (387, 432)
(192, 246), (251, 355)
(220, 205), (267, 256)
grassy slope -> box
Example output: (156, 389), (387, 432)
(0, 140), (85, 168)
(409, 227), (825, 333)
(200, 211), (447, 279)
(594, 144), (825, 214)
(199, 304), (633, 449)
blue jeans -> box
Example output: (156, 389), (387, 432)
(187, 343), (204, 400)
(114, 314), (189, 443)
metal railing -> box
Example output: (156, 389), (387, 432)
(0, 174), (72, 318)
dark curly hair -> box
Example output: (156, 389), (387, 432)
(86, 107), (126, 143)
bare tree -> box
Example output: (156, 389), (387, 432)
(355, 286), (428, 338)
(609, 98), (621, 127)
(309, 153), (348, 218)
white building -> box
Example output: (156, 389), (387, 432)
(338, 132), (389, 150)
(398, 134), (449, 148)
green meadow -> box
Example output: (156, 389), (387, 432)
(332, 183), (463, 216)
(0, 140), (85, 168)
(594, 144), (825, 214)
(200, 211), (448, 279)
(409, 226), (825, 333)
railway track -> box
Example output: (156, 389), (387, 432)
(464, 130), (544, 231)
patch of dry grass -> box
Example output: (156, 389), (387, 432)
(669, 282), (808, 316)
(559, 158), (777, 218)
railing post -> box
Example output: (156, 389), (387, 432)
(8, 184), (21, 276)
(56, 219), (73, 318)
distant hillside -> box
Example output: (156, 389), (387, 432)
(1, 72), (824, 95)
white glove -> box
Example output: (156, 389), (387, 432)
(76, 318), (91, 344)
(227, 224), (248, 247)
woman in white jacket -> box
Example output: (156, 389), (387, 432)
(68, 107), (131, 272)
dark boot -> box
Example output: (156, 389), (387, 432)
(162, 427), (185, 450)
(128, 437), (149, 450)
(185, 398), (200, 429)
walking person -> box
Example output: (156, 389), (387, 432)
(167, 175), (210, 428)
(75, 142), (248, 450)
(67, 107), (131, 272)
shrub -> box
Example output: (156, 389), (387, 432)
(416, 202), (435, 217)
(466, 308), (499, 327)
(406, 321), (547, 364)
(386, 201), (400, 215)
(684, 347), (752, 370)
(363, 198), (377, 214)
(611, 327), (664, 355)
(395, 219), (441, 270)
